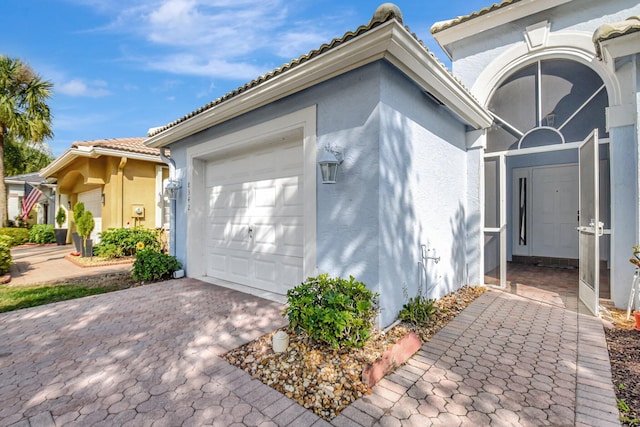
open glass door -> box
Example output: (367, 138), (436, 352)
(578, 130), (601, 315)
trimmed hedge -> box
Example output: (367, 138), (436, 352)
(28, 224), (55, 244)
(0, 235), (12, 274)
(0, 228), (30, 247)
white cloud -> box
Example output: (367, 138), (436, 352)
(72, 0), (342, 81)
(56, 79), (111, 97)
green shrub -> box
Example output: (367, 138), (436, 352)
(0, 235), (12, 274)
(28, 224), (56, 244)
(95, 227), (162, 258)
(398, 296), (437, 325)
(56, 207), (66, 228)
(76, 211), (94, 241)
(132, 249), (181, 282)
(0, 228), (30, 246)
(73, 202), (85, 224)
(284, 274), (379, 349)
(94, 243), (124, 259)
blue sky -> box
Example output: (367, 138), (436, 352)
(2, 1), (492, 156)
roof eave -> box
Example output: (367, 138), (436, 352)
(40, 147), (161, 178)
(432, 0), (572, 53)
(596, 31), (640, 66)
(146, 20), (491, 149)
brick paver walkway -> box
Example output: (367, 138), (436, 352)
(0, 269), (620, 426)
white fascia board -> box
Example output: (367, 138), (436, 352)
(384, 26), (492, 129)
(432, 0), (573, 55)
(146, 20), (491, 148)
(599, 32), (640, 67)
(91, 147), (161, 163)
(40, 147), (160, 178)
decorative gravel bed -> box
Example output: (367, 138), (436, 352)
(222, 285), (486, 420)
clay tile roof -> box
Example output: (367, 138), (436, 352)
(430, 0), (522, 34)
(593, 16), (640, 58)
(148, 6), (408, 137)
(72, 137), (159, 156)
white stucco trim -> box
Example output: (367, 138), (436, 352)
(470, 32), (622, 109)
(185, 105), (317, 284)
(432, 0), (572, 57)
(146, 20), (491, 149)
(598, 32), (640, 68)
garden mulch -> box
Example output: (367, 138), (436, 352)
(605, 309), (640, 425)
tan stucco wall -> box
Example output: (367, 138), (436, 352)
(51, 155), (167, 233)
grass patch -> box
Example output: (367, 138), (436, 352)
(0, 272), (139, 313)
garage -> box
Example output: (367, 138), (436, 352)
(77, 188), (102, 243)
(204, 140), (304, 295)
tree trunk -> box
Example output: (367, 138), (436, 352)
(0, 131), (7, 227)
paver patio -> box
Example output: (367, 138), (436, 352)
(0, 266), (621, 426)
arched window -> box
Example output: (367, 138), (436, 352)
(486, 59), (608, 153)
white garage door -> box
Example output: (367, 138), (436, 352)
(78, 188), (102, 243)
(205, 141), (304, 295)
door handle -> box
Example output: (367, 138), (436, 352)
(248, 225), (253, 239)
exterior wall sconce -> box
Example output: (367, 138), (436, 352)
(101, 193), (106, 206)
(67, 201), (72, 209)
(318, 146), (344, 184)
(165, 178), (182, 200)
(544, 113), (556, 127)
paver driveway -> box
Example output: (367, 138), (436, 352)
(0, 279), (316, 426)
(0, 272), (621, 426)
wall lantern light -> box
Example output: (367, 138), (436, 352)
(101, 193), (105, 206)
(544, 112), (556, 128)
(164, 178), (182, 200)
(318, 146), (344, 184)
(67, 201), (72, 209)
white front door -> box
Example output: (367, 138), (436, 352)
(77, 188), (102, 243)
(578, 130), (600, 316)
(205, 141), (304, 295)
(531, 165), (579, 258)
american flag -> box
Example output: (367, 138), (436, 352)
(22, 183), (43, 220)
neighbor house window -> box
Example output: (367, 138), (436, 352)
(486, 59), (608, 153)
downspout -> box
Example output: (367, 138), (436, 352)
(160, 148), (177, 256)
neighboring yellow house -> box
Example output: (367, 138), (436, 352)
(40, 138), (170, 243)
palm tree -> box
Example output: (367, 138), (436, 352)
(0, 56), (53, 226)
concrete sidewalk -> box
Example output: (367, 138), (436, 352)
(8, 244), (132, 286)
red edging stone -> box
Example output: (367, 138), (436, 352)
(362, 332), (422, 387)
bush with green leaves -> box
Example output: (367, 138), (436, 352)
(284, 274), (379, 349)
(132, 249), (181, 282)
(56, 207), (66, 228)
(0, 235), (12, 274)
(28, 224), (56, 244)
(0, 228), (30, 246)
(73, 202), (84, 224)
(398, 295), (437, 325)
(95, 227), (162, 258)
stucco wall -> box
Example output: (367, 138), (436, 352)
(449, 0), (639, 88)
(169, 60), (473, 326)
(377, 64), (470, 325)
(170, 62), (384, 299)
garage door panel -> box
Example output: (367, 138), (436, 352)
(254, 259), (277, 282)
(205, 140), (303, 296)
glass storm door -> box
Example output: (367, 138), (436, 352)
(578, 130), (600, 315)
